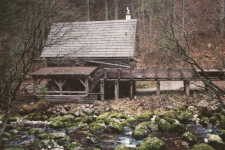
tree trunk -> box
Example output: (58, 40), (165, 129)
(149, 8), (153, 37)
(221, 0), (225, 36)
(105, 0), (108, 20)
(131, 0), (135, 18)
(115, 0), (118, 20)
(86, 0), (90, 21)
(142, 0), (145, 29)
(181, 0), (185, 38)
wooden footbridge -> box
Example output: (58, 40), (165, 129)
(29, 67), (225, 103)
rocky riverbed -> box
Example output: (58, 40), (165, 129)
(1, 92), (225, 150)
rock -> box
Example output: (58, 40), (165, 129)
(96, 115), (107, 120)
(187, 106), (197, 112)
(219, 130), (225, 141)
(47, 107), (54, 115)
(63, 105), (71, 111)
(132, 129), (148, 140)
(198, 100), (209, 108)
(135, 121), (151, 130)
(139, 137), (165, 150)
(86, 134), (100, 144)
(38, 139), (63, 150)
(125, 117), (137, 126)
(108, 122), (124, 133)
(81, 116), (94, 124)
(150, 125), (159, 132)
(158, 119), (171, 131)
(63, 142), (82, 150)
(60, 107), (68, 116)
(89, 122), (105, 134)
(61, 114), (74, 122)
(221, 115), (225, 129)
(39, 133), (66, 140)
(74, 110), (80, 117)
(56, 136), (70, 146)
(209, 117), (218, 126)
(50, 120), (64, 129)
(171, 123), (186, 133)
(182, 132), (197, 144)
(207, 134), (224, 149)
(38, 128), (44, 134)
(136, 114), (151, 122)
(66, 126), (78, 134)
(77, 122), (89, 130)
(82, 108), (94, 115)
(93, 100), (104, 106)
(192, 143), (215, 150)
(13, 130), (19, 135)
(121, 121), (132, 128)
(29, 128), (39, 135)
(199, 117), (209, 127)
(177, 112), (193, 124)
(114, 145), (130, 150)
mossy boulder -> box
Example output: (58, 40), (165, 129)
(77, 122), (89, 130)
(39, 133), (66, 140)
(191, 143), (215, 150)
(171, 123), (186, 133)
(135, 121), (151, 130)
(163, 117), (176, 124)
(132, 129), (148, 140)
(220, 115), (225, 129)
(66, 126), (79, 134)
(146, 112), (154, 118)
(207, 134), (224, 149)
(108, 121), (124, 132)
(81, 116), (94, 124)
(0, 132), (12, 140)
(158, 110), (177, 119)
(125, 117), (137, 126)
(56, 136), (70, 146)
(219, 130), (225, 141)
(50, 120), (64, 129)
(38, 139), (59, 149)
(199, 117), (209, 127)
(182, 132), (197, 144)
(114, 145), (133, 150)
(86, 134), (100, 144)
(209, 117), (218, 126)
(158, 119), (171, 131)
(96, 115), (107, 120)
(28, 113), (48, 121)
(116, 114), (127, 119)
(138, 137), (165, 150)
(121, 121), (132, 127)
(63, 142), (81, 150)
(29, 128), (39, 135)
(155, 115), (161, 122)
(61, 114), (74, 122)
(89, 122), (105, 133)
(5, 124), (15, 131)
(95, 144), (103, 149)
(136, 114), (151, 122)
(177, 112), (193, 124)
(103, 117), (114, 125)
(5, 148), (24, 150)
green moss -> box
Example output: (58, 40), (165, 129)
(81, 116), (94, 124)
(121, 121), (132, 127)
(16, 127), (31, 131)
(56, 136), (70, 146)
(28, 113), (48, 121)
(221, 115), (225, 129)
(177, 112), (193, 124)
(139, 137), (165, 150)
(103, 117), (114, 125)
(146, 112), (154, 118)
(132, 129), (148, 140)
(207, 134), (224, 149)
(136, 114), (151, 122)
(74, 117), (82, 122)
(77, 122), (89, 130)
(29, 128), (39, 135)
(135, 121), (151, 130)
(50, 120), (64, 129)
(6, 148), (24, 150)
(171, 123), (186, 133)
(199, 117), (209, 127)
(86, 134), (100, 144)
(164, 117), (176, 124)
(114, 145), (130, 150)
(125, 117), (137, 125)
(158, 119), (171, 131)
(63, 142), (81, 150)
(109, 121), (124, 132)
(96, 115), (107, 120)
(89, 122), (105, 133)
(182, 132), (197, 144)
(116, 114), (127, 119)
(155, 115), (161, 122)
(191, 143), (215, 150)
(0, 132), (12, 140)
(38, 133), (65, 140)
(219, 130), (225, 141)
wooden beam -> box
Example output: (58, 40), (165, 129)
(142, 68), (146, 80)
(129, 81), (133, 100)
(85, 77), (89, 95)
(33, 78), (38, 95)
(77, 77), (86, 87)
(100, 79), (104, 100)
(118, 68), (121, 79)
(104, 68), (107, 79)
(156, 81), (160, 96)
(48, 91), (87, 94)
(184, 80), (190, 97)
(115, 80), (119, 101)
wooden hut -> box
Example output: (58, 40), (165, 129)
(30, 14), (138, 103)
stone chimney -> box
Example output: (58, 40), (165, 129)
(126, 7), (131, 20)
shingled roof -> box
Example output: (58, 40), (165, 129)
(41, 19), (137, 58)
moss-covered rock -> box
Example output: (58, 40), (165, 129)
(191, 143), (215, 150)
(96, 115), (107, 120)
(63, 142), (81, 150)
(29, 128), (39, 135)
(158, 119), (171, 131)
(199, 117), (209, 127)
(5, 148), (24, 150)
(138, 137), (165, 150)
(77, 122), (89, 130)
(207, 134), (224, 149)
(5, 124), (15, 131)
(108, 121), (124, 132)
(136, 114), (151, 122)
(220, 115), (225, 129)
(95, 144), (103, 149)
(81, 116), (94, 124)
(114, 145), (132, 150)
(50, 120), (64, 129)
(121, 121), (132, 128)
(135, 121), (151, 130)
(158, 110), (177, 119)
(0, 132), (12, 140)
(209, 117), (218, 126)
(219, 130), (225, 141)
(155, 115), (161, 122)
(61, 114), (74, 122)
(89, 122), (105, 133)
(182, 132), (197, 144)
(103, 117), (114, 125)
(163, 117), (176, 124)
(125, 117), (137, 126)
(86, 134), (100, 144)
(38, 133), (66, 140)
(177, 112), (193, 124)
(38, 139), (57, 149)
(199, 107), (212, 118)
(132, 129), (148, 140)
(28, 113), (48, 121)
(171, 123), (186, 133)
(56, 136), (70, 146)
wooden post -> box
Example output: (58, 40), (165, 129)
(156, 81), (160, 96)
(33, 78), (38, 95)
(115, 80), (119, 101)
(85, 77), (89, 95)
(118, 68), (121, 79)
(185, 80), (190, 97)
(59, 79), (62, 95)
(183, 80), (186, 92)
(100, 79), (104, 100)
(104, 69), (107, 79)
(129, 81), (133, 100)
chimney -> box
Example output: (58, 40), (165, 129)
(126, 7), (131, 20)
